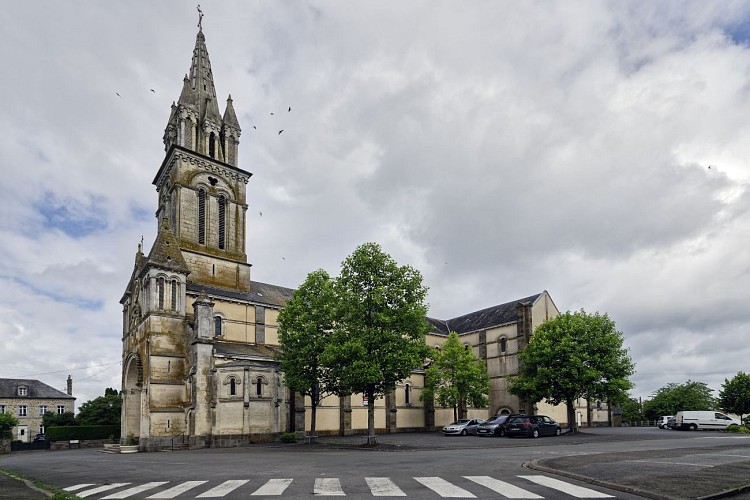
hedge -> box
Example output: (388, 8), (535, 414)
(46, 425), (120, 441)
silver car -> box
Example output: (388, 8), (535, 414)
(442, 418), (485, 436)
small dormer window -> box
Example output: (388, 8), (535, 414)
(18, 386), (28, 396)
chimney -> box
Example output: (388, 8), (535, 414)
(67, 375), (72, 396)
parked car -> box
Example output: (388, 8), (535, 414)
(505, 415), (561, 438)
(33, 433), (46, 441)
(657, 415), (674, 429)
(476, 414), (523, 437)
(674, 411), (740, 430)
(666, 416), (677, 429)
(442, 418), (485, 436)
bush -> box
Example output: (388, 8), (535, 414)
(280, 432), (297, 443)
(47, 425), (120, 441)
(727, 424), (750, 434)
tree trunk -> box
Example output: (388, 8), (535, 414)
(453, 405), (458, 422)
(566, 397), (577, 433)
(367, 387), (376, 445)
(309, 385), (319, 437)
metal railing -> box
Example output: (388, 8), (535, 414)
(170, 432), (186, 451)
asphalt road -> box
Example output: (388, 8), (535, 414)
(1, 427), (748, 499)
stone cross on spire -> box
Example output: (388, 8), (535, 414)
(197, 4), (203, 31)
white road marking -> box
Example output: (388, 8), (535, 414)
(146, 480), (208, 498)
(101, 482), (169, 499)
(519, 475), (614, 498)
(196, 480), (249, 497)
(365, 477), (407, 496)
(251, 478), (293, 496)
(63, 484), (95, 492)
(76, 483), (131, 498)
(414, 477), (476, 498)
(464, 476), (542, 498)
(314, 477), (345, 495)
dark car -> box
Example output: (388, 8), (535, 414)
(33, 433), (46, 441)
(476, 413), (525, 436)
(505, 415), (561, 438)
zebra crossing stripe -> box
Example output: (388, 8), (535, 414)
(464, 476), (542, 499)
(519, 475), (615, 498)
(101, 482), (169, 499)
(145, 480), (208, 498)
(414, 477), (476, 498)
(76, 483), (131, 498)
(196, 480), (250, 498)
(63, 484), (95, 492)
(314, 477), (345, 495)
(251, 478), (293, 496)
(365, 477), (407, 496)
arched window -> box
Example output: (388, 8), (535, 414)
(157, 277), (165, 309)
(218, 195), (226, 250)
(214, 316), (222, 337)
(404, 383), (411, 405)
(198, 188), (206, 245)
(170, 279), (178, 310)
(255, 377), (263, 397)
(209, 132), (216, 158)
(499, 337), (507, 354)
(229, 378), (237, 396)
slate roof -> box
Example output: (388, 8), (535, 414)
(145, 218), (191, 275)
(427, 292), (543, 336)
(0, 379), (75, 400)
(214, 341), (280, 360)
(186, 281), (294, 308)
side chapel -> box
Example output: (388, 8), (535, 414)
(120, 26), (609, 451)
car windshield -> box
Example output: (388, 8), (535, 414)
(450, 420), (471, 425)
(508, 416), (528, 423)
(485, 415), (506, 424)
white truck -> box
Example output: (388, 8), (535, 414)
(674, 411), (740, 430)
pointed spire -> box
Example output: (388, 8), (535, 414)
(223, 94), (241, 131)
(187, 30), (222, 123)
(145, 217), (190, 274)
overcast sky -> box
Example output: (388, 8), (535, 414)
(1, 1), (749, 409)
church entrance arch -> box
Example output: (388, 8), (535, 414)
(123, 354), (143, 439)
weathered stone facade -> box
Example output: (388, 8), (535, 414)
(0, 378), (75, 442)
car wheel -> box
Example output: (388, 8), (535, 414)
(554, 427), (561, 436)
(690, 424), (697, 431)
(532, 429), (540, 438)
(461, 429), (467, 436)
(498, 428), (506, 437)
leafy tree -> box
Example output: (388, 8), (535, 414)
(76, 388), (122, 425)
(718, 372), (750, 424)
(509, 310), (634, 432)
(324, 243), (431, 443)
(43, 411), (78, 428)
(422, 332), (490, 421)
(277, 269), (337, 437)
(642, 380), (716, 421)
(0, 413), (19, 439)
(619, 397), (644, 423)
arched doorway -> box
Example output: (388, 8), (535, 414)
(123, 354), (143, 439)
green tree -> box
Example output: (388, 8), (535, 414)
(277, 269), (337, 437)
(619, 397), (644, 423)
(642, 380), (716, 421)
(718, 372), (750, 424)
(324, 243), (431, 443)
(76, 388), (122, 425)
(43, 411), (78, 428)
(422, 332), (490, 421)
(509, 310), (634, 432)
(0, 413), (19, 439)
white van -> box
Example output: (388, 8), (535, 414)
(675, 411), (740, 430)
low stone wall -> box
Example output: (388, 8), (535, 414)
(0, 438), (10, 454)
(50, 439), (107, 450)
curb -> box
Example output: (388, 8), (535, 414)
(0, 469), (52, 498)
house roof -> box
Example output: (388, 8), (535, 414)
(186, 281), (294, 308)
(427, 292), (543, 335)
(0, 378), (75, 400)
(214, 341), (280, 360)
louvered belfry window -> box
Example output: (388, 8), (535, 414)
(218, 195), (226, 250)
(157, 277), (165, 309)
(198, 188), (206, 244)
(171, 279), (178, 310)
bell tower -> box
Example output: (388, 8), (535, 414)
(153, 25), (252, 292)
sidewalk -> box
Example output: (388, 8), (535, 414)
(0, 469), (49, 499)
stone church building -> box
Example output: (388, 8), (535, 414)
(120, 27), (609, 450)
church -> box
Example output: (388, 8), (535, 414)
(120, 26), (608, 451)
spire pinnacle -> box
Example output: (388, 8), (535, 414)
(197, 4), (204, 32)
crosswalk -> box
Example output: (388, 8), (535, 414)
(63, 475), (615, 498)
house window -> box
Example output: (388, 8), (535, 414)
(38, 406), (47, 416)
(18, 405), (27, 417)
(214, 316), (222, 336)
(198, 188), (206, 244)
(157, 277), (165, 309)
(499, 337), (507, 354)
(229, 378), (237, 396)
(218, 195), (226, 250)
(0, 405), (5, 413)
(18, 386), (28, 396)
(404, 384), (411, 405)
(39, 425), (45, 434)
(171, 279), (178, 310)
(57, 405), (65, 414)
